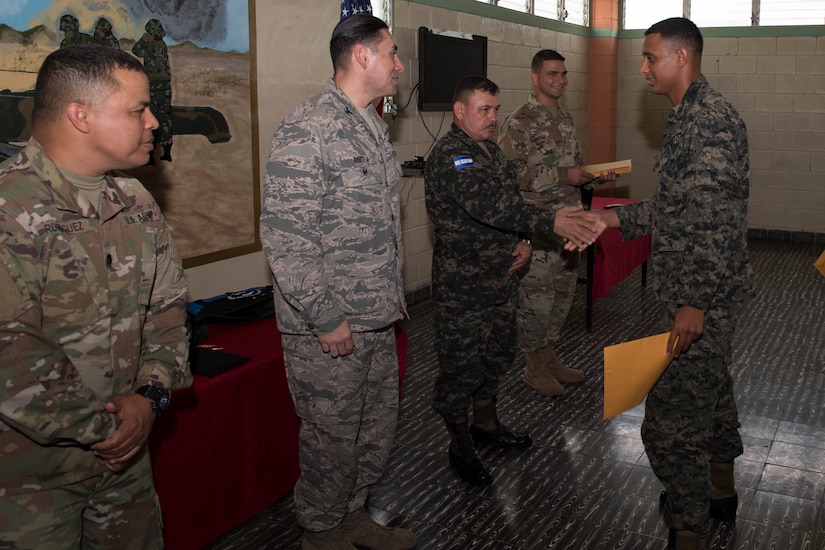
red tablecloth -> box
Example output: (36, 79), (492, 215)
(590, 196), (652, 301)
(149, 317), (408, 550)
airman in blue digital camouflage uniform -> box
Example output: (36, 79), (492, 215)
(597, 18), (752, 550)
(0, 45), (191, 549)
(425, 76), (606, 487)
(261, 15), (415, 550)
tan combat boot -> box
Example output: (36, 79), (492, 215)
(523, 347), (563, 396)
(544, 342), (584, 383)
(341, 509), (416, 550)
(302, 526), (357, 550)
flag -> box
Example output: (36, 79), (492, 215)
(341, 0), (373, 20)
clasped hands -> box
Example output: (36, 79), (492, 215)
(91, 393), (156, 472)
(556, 205), (607, 251)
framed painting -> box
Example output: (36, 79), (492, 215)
(0, 0), (260, 268)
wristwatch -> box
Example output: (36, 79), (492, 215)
(135, 385), (171, 416)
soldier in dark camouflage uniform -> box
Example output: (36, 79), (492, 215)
(0, 45), (191, 549)
(59, 14), (92, 48)
(500, 49), (614, 397)
(425, 76), (606, 487)
(261, 15), (415, 550)
(93, 18), (120, 49)
(598, 18), (752, 550)
(132, 19), (173, 162)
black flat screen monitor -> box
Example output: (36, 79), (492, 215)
(417, 26), (487, 112)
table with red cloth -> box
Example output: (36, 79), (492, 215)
(148, 317), (408, 550)
(583, 196), (652, 333)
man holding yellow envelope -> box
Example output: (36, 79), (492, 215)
(597, 17), (753, 550)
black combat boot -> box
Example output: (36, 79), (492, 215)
(160, 143), (173, 162)
(709, 461), (737, 521)
(469, 398), (532, 449)
(446, 420), (493, 486)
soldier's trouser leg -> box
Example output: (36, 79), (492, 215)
(642, 302), (743, 532)
(517, 232), (579, 350)
(0, 448), (163, 550)
(517, 232), (560, 353)
(433, 301), (517, 423)
(282, 327), (399, 532)
(150, 81), (173, 147)
(545, 246), (579, 344)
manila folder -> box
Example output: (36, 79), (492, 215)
(603, 332), (672, 419)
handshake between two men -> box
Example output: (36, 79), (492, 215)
(557, 206), (607, 252)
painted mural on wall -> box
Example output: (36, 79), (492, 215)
(0, 0), (257, 266)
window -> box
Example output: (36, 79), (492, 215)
(625, 0), (825, 29)
(373, 0), (387, 24)
(759, 0), (825, 25)
(623, 0), (681, 30)
(475, 0), (588, 26)
(691, 0), (752, 27)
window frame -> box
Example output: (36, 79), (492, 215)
(474, 0), (590, 26)
(623, 0), (825, 30)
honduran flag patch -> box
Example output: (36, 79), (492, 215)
(452, 155), (474, 169)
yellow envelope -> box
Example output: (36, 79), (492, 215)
(603, 332), (672, 419)
(816, 249), (825, 278)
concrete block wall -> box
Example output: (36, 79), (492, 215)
(616, 35), (825, 235)
(388, 1), (592, 301)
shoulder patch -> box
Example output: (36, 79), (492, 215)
(452, 155), (474, 170)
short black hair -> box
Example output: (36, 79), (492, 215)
(330, 14), (389, 72)
(33, 44), (144, 125)
(646, 17), (703, 59)
(453, 75), (499, 105)
(531, 49), (565, 72)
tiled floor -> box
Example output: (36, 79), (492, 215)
(206, 238), (825, 549)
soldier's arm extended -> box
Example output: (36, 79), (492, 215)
(261, 116), (347, 335)
(426, 140), (602, 248)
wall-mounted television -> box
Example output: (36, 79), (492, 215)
(417, 26), (488, 112)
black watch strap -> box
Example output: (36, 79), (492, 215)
(135, 385), (171, 416)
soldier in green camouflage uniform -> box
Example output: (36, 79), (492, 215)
(598, 18), (752, 550)
(500, 49), (609, 397)
(425, 76), (606, 487)
(59, 14), (92, 48)
(132, 19), (173, 162)
(93, 18), (120, 49)
(0, 45), (191, 549)
(261, 15), (415, 550)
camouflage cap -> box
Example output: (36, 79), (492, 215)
(145, 19), (166, 39)
(60, 14), (79, 32)
(95, 18), (113, 33)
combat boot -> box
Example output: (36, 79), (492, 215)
(544, 342), (584, 383)
(160, 143), (173, 162)
(301, 526), (356, 550)
(446, 420), (492, 486)
(341, 509), (416, 550)
(668, 529), (701, 550)
(470, 398), (532, 449)
(709, 461), (738, 521)
(523, 347), (563, 396)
